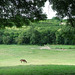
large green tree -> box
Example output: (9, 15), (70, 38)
(49, 0), (75, 27)
(0, 0), (47, 27)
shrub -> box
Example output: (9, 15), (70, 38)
(15, 31), (30, 44)
(40, 30), (56, 45)
(3, 36), (12, 44)
(30, 30), (40, 44)
(0, 30), (4, 44)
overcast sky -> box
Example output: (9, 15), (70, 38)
(43, 0), (56, 19)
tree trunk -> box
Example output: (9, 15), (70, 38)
(68, 12), (74, 27)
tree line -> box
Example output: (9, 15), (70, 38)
(0, 25), (75, 45)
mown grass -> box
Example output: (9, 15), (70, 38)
(0, 65), (75, 75)
(0, 45), (75, 75)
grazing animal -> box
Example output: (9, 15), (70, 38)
(20, 59), (27, 63)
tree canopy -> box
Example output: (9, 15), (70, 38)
(0, 0), (75, 28)
(0, 0), (47, 28)
(49, 0), (75, 27)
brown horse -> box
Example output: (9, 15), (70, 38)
(20, 59), (27, 63)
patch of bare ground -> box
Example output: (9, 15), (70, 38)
(40, 45), (51, 50)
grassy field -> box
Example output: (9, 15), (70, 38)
(0, 45), (75, 75)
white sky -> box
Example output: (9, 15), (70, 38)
(43, 0), (57, 19)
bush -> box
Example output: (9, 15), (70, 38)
(0, 36), (3, 44)
(16, 35), (25, 44)
(30, 30), (40, 44)
(3, 36), (12, 44)
(40, 30), (56, 45)
(0, 30), (4, 44)
(15, 31), (30, 44)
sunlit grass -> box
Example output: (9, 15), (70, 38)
(0, 45), (75, 66)
(0, 45), (75, 75)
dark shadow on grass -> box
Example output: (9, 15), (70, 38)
(0, 65), (75, 75)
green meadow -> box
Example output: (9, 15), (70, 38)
(0, 45), (75, 75)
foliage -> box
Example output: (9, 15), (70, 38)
(49, 0), (75, 27)
(29, 27), (41, 44)
(40, 30), (56, 45)
(3, 36), (12, 44)
(0, 0), (47, 28)
(0, 19), (74, 45)
(0, 0), (75, 28)
(15, 31), (30, 44)
(62, 26), (75, 45)
(0, 30), (4, 44)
